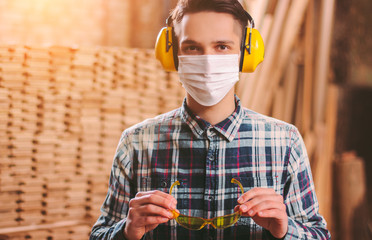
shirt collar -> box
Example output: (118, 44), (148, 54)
(180, 95), (244, 142)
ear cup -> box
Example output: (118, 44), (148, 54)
(155, 27), (178, 72)
(240, 28), (265, 73)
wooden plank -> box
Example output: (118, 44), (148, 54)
(0, 220), (86, 234)
(294, 72), (304, 131)
(272, 86), (284, 120)
(302, 0), (315, 135)
(314, 84), (339, 233)
(303, 130), (316, 163)
(283, 50), (299, 123)
(313, 0), (336, 124)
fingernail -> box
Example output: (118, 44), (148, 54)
(240, 205), (248, 212)
(168, 211), (174, 218)
(248, 210), (254, 216)
(238, 197), (243, 203)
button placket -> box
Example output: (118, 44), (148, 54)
(207, 134), (215, 162)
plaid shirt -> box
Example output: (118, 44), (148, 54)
(90, 96), (330, 240)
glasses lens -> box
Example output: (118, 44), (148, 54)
(176, 214), (206, 230)
(213, 212), (240, 229)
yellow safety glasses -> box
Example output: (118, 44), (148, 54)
(168, 178), (244, 230)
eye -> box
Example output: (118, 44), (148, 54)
(183, 45), (200, 53)
(217, 45), (229, 51)
(181, 45), (203, 55)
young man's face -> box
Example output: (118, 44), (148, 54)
(175, 11), (242, 56)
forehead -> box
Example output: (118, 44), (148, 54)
(174, 11), (242, 40)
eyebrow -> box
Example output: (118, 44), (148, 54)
(214, 40), (235, 45)
(180, 39), (235, 45)
(180, 39), (199, 45)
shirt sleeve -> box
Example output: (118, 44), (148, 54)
(283, 128), (331, 239)
(89, 132), (134, 240)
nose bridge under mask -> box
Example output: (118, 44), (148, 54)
(178, 54), (239, 74)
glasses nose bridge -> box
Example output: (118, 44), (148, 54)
(204, 218), (214, 225)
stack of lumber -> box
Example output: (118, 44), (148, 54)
(240, 0), (337, 231)
(0, 45), (183, 239)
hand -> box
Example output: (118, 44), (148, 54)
(124, 190), (178, 240)
(234, 188), (288, 239)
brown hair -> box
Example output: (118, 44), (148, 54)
(170, 0), (250, 32)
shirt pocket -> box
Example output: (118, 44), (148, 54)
(235, 175), (282, 194)
(235, 176), (274, 190)
(139, 176), (172, 192)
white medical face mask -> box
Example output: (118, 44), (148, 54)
(178, 54), (240, 106)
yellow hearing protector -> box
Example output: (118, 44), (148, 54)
(155, 12), (264, 73)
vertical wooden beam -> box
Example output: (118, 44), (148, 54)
(272, 86), (285, 120)
(302, 0), (314, 135)
(314, 84), (339, 234)
(283, 50), (299, 123)
(313, 0), (336, 124)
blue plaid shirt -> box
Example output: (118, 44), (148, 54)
(90, 96), (330, 240)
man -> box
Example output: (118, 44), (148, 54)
(90, 0), (331, 239)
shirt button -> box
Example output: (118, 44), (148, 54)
(208, 155), (214, 161)
(161, 181), (167, 188)
(209, 196), (214, 201)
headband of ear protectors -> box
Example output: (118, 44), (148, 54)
(155, 10), (264, 73)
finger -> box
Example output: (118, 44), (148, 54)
(240, 200), (286, 217)
(138, 215), (170, 227)
(239, 193), (283, 211)
(235, 190), (282, 214)
(256, 209), (288, 220)
(234, 205), (240, 212)
(126, 209), (170, 231)
(135, 190), (174, 199)
(237, 188), (276, 204)
(136, 204), (175, 219)
(253, 200), (286, 214)
(239, 194), (277, 213)
(131, 191), (177, 210)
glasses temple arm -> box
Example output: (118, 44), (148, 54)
(169, 180), (180, 195)
(231, 178), (244, 194)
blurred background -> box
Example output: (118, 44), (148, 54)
(0, 0), (371, 239)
